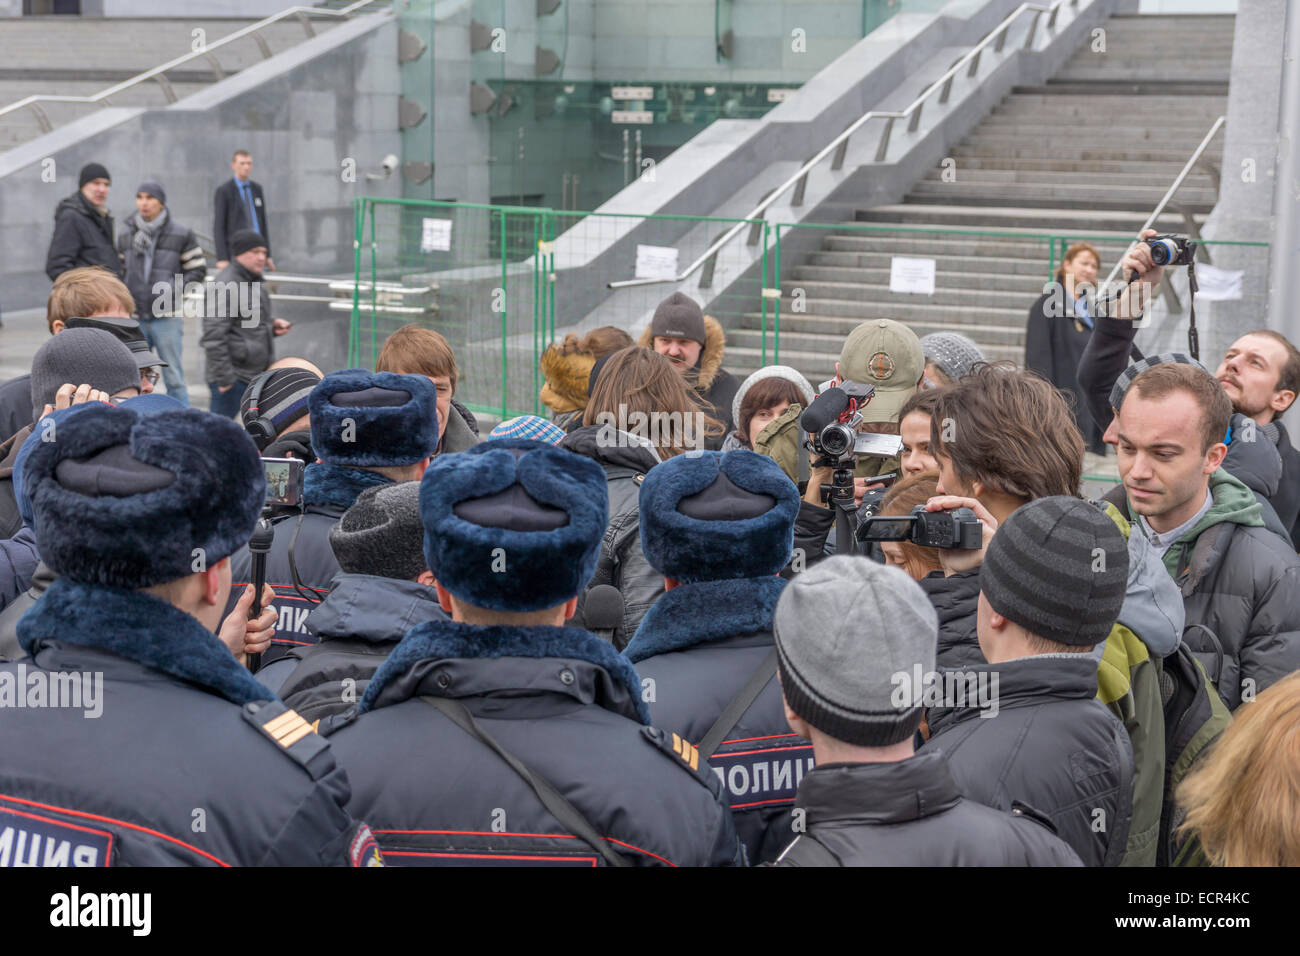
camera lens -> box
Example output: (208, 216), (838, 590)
(1149, 238), (1178, 266)
(820, 423), (852, 458)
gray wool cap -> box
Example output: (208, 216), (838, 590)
(731, 365), (816, 431)
(920, 332), (986, 383)
(1109, 351), (1207, 412)
(29, 328), (140, 423)
(773, 555), (937, 746)
(329, 481), (427, 581)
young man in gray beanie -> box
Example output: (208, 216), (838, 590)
(256, 481), (448, 713)
(922, 496), (1137, 867)
(770, 554), (1080, 867)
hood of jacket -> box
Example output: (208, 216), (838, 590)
(17, 577), (273, 705)
(796, 750), (962, 825)
(307, 573), (447, 645)
(560, 423), (661, 474)
(359, 617), (650, 723)
(623, 576), (784, 662)
(1097, 502), (1183, 658)
(539, 345), (596, 413)
(1158, 468), (1264, 578)
(1223, 413), (1283, 498)
(638, 314), (727, 393)
(918, 569), (983, 664)
(303, 462), (393, 515)
(926, 652), (1100, 736)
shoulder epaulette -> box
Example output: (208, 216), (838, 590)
(640, 726), (723, 797)
(241, 699), (335, 780)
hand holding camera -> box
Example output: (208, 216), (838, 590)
(925, 495), (998, 575)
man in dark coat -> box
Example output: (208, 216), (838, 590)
(0, 402), (381, 865)
(624, 449), (803, 864)
(228, 369), (439, 667)
(258, 481), (447, 710)
(639, 292), (740, 449)
(213, 149), (272, 269)
(769, 555), (1080, 867)
(118, 180), (206, 405)
(45, 163), (124, 281)
(326, 439), (746, 866)
(1025, 286), (1104, 453)
(923, 497), (1137, 867)
(201, 230), (290, 419)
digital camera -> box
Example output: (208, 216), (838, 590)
(856, 505), (982, 550)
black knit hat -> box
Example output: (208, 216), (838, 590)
(78, 163), (111, 188)
(980, 496), (1129, 647)
(650, 292), (706, 346)
(230, 229), (267, 257)
(329, 481), (426, 580)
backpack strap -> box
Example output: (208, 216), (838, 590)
(418, 695), (630, 867)
(697, 648), (779, 761)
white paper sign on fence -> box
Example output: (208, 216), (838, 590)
(420, 218), (453, 253)
(1193, 264), (1244, 301)
(889, 256), (937, 295)
(635, 244), (679, 281)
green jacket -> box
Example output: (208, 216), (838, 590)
(1153, 469), (1263, 580)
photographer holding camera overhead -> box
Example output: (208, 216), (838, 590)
(792, 319), (924, 564)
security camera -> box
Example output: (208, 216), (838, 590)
(366, 155), (402, 181)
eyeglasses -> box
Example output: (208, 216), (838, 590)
(143, 368), (161, 386)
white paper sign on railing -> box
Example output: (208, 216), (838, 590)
(635, 244), (679, 281)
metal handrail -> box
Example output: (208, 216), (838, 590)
(608, 0), (1081, 290)
(0, 0), (389, 133)
(1098, 116), (1227, 291)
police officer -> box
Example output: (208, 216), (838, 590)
(623, 449), (804, 864)
(259, 481), (447, 707)
(229, 369), (438, 665)
(326, 439), (746, 866)
(0, 403), (382, 865)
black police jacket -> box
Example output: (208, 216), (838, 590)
(771, 750), (1082, 866)
(625, 576), (810, 864)
(326, 618), (747, 866)
(0, 578), (381, 866)
(265, 573), (448, 718)
(924, 654), (1135, 867)
(229, 463), (393, 667)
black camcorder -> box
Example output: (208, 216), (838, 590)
(856, 505), (983, 549)
(1145, 234), (1197, 268)
(801, 382), (904, 464)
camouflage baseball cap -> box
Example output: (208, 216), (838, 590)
(838, 320), (924, 423)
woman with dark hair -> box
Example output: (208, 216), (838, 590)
(561, 347), (723, 648)
(722, 366), (815, 453)
(1025, 241), (1106, 454)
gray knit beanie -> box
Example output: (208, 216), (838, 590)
(29, 328), (141, 423)
(329, 481), (427, 581)
(920, 332), (985, 383)
(980, 496), (1128, 647)
(773, 555), (937, 746)
(1109, 352), (1207, 413)
(731, 365), (816, 431)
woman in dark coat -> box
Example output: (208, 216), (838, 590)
(1025, 242), (1105, 454)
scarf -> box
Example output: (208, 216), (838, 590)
(131, 207), (169, 278)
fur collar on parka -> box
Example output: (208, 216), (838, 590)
(623, 576), (785, 663)
(539, 345), (596, 415)
(303, 462), (393, 515)
(638, 314), (727, 394)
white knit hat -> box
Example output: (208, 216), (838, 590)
(732, 365), (816, 427)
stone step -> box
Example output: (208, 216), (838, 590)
(919, 167), (1213, 188)
(975, 118), (1222, 135)
(903, 182), (1217, 212)
(1000, 92), (1227, 107)
(822, 232), (1132, 257)
(807, 250), (1054, 276)
(786, 264), (1048, 292)
(750, 281), (1033, 310)
(938, 157), (1201, 175)
(949, 142), (1213, 163)
(1021, 81), (1230, 95)
(854, 204), (1199, 231)
(729, 325), (1028, 355)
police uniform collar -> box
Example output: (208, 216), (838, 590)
(17, 578), (275, 706)
(303, 462), (393, 515)
(360, 618), (650, 723)
(624, 576), (784, 663)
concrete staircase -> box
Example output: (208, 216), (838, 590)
(725, 13), (1233, 384)
(0, 16), (343, 152)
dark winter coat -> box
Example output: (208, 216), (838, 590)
(0, 578), (380, 866)
(562, 425), (664, 648)
(228, 463), (393, 667)
(1025, 290), (1104, 453)
(924, 654), (1135, 867)
(920, 569), (984, 670)
(263, 574), (448, 717)
(625, 576), (809, 864)
(200, 261), (275, 387)
(117, 210), (207, 318)
(771, 750), (1083, 866)
(325, 618), (747, 866)
(1112, 468), (1300, 710)
(213, 177), (270, 262)
(0, 374), (31, 444)
(637, 315), (741, 449)
(0, 526), (39, 618)
(0, 424), (32, 541)
(0, 558), (54, 661)
(45, 192), (123, 281)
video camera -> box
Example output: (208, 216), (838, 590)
(800, 382), (904, 466)
(857, 505), (983, 550)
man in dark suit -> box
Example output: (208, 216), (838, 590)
(213, 150), (274, 271)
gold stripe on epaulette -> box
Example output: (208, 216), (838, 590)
(688, 745), (699, 772)
(672, 732), (683, 756)
(277, 721), (313, 747)
(263, 710), (304, 737)
(265, 709), (314, 749)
